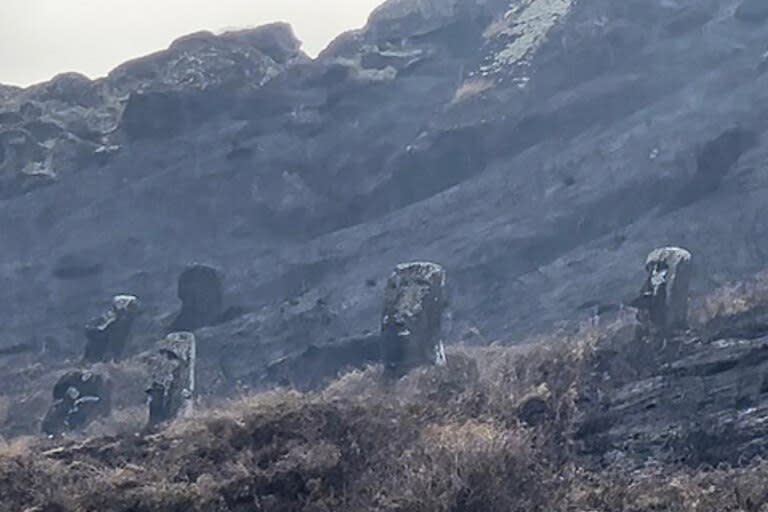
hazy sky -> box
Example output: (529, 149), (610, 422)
(0, 0), (384, 87)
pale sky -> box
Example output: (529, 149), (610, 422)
(0, 0), (384, 87)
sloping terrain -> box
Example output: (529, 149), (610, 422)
(2, 0), (768, 436)
(6, 276), (768, 511)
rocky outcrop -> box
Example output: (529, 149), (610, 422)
(0, 24), (305, 200)
(3, 0), (768, 437)
(576, 317), (768, 467)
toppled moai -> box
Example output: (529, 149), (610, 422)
(145, 332), (196, 428)
(635, 247), (693, 335)
(380, 262), (447, 374)
(83, 294), (140, 362)
(170, 264), (223, 331)
(41, 370), (112, 436)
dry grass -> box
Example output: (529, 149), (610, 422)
(451, 77), (494, 104)
(0, 322), (613, 512)
(5, 323), (768, 511)
(6, 274), (768, 510)
(695, 269), (768, 323)
(691, 269), (768, 341)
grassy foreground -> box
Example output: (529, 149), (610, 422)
(5, 271), (768, 511)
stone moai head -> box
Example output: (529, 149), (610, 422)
(83, 294), (140, 363)
(380, 262), (447, 373)
(171, 264), (223, 332)
(145, 332), (196, 428)
(42, 370), (112, 436)
(639, 247), (692, 333)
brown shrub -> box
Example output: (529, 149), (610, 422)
(694, 269), (768, 324)
(5, 307), (768, 510)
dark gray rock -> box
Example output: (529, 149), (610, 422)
(0, 111), (23, 126)
(83, 295), (140, 363)
(0, 128), (52, 198)
(576, 323), (768, 467)
(41, 370), (112, 436)
(119, 91), (190, 140)
(33, 72), (101, 108)
(735, 0), (768, 23)
(52, 252), (103, 280)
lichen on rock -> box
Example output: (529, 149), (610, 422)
(480, 0), (574, 79)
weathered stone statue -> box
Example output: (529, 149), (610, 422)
(635, 247), (692, 335)
(41, 370), (112, 435)
(170, 264), (223, 331)
(380, 262), (447, 374)
(83, 294), (140, 362)
(145, 332), (196, 428)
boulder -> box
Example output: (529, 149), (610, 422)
(171, 264), (224, 332)
(633, 248), (692, 335)
(380, 262), (447, 374)
(220, 23), (304, 64)
(145, 332), (196, 428)
(83, 295), (140, 362)
(41, 370), (112, 435)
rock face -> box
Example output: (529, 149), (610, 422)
(170, 265), (224, 332)
(576, 312), (768, 467)
(634, 247), (693, 335)
(41, 370), (111, 436)
(144, 332), (196, 427)
(0, 128), (55, 198)
(83, 295), (140, 363)
(735, 0), (768, 23)
(3, 0), (768, 432)
(381, 262), (447, 373)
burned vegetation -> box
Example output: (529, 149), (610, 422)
(6, 248), (768, 511)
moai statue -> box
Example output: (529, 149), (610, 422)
(41, 370), (112, 436)
(380, 262), (447, 374)
(635, 247), (692, 335)
(83, 294), (140, 362)
(170, 264), (224, 332)
(145, 332), (196, 428)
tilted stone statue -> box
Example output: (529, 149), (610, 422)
(380, 262), (447, 374)
(83, 294), (140, 362)
(170, 264), (224, 331)
(635, 247), (692, 334)
(41, 370), (112, 435)
(145, 332), (196, 428)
